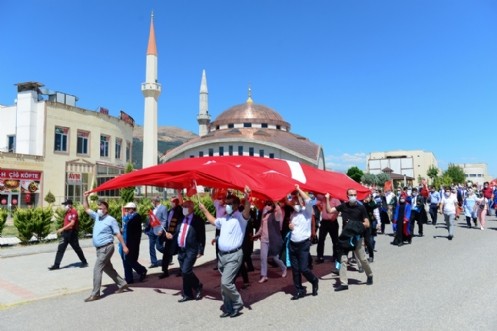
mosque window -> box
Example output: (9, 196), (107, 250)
(243, 123), (252, 128)
(208, 148), (214, 156)
(216, 125), (220, 130)
(228, 145), (233, 156)
(259, 149), (264, 157)
(269, 153), (275, 158)
(199, 151), (204, 157)
(54, 126), (69, 152)
(276, 125), (281, 130)
(249, 147), (254, 156)
(261, 123), (268, 128)
(238, 146), (243, 156)
(228, 123), (234, 128)
(219, 146), (224, 156)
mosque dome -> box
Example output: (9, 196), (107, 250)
(211, 101), (290, 130)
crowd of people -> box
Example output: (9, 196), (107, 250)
(48, 180), (496, 317)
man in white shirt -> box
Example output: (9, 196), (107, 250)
(288, 185), (319, 300)
(439, 187), (458, 240)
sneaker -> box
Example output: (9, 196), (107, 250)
(367, 276), (373, 285)
(335, 284), (349, 292)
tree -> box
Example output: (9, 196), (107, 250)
(361, 173), (378, 186)
(427, 165), (439, 182)
(376, 173), (391, 187)
(120, 163), (135, 203)
(444, 163), (466, 185)
(347, 166), (364, 183)
(44, 191), (55, 205)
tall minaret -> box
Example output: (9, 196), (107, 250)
(141, 12), (161, 168)
(197, 69), (210, 137)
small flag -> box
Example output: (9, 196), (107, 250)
(384, 180), (393, 192)
(148, 210), (161, 228)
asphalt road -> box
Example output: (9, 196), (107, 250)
(1, 216), (497, 331)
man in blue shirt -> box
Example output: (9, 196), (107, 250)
(428, 186), (441, 225)
(82, 191), (129, 302)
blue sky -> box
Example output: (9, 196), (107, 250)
(1, 0), (496, 177)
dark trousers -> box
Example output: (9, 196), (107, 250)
(316, 220), (339, 261)
(363, 227), (374, 258)
(53, 230), (87, 266)
(410, 210), (425, 235)
(289, 239), (318, 292)
(178, 248), (200, 298)
(161, 238), (174, 273)
(429, 204), (438, 224)
(122, 256), (147, 283)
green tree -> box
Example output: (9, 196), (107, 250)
(44, 191), (56, 205)
(120, 163), (135, 203)
(427, 165), (439, 183)
(444, 163), (466, 185)
(433, 173), (453, 190)
(361, 173), (378, 186)
(347, 166), (364, 183)
(376, 173), (391, 187)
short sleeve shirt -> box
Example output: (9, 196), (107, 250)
(215, 210), (247, 252)
(336, 202), (368, 224)
(90, 211), (120, 247)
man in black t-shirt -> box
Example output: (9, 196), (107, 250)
(325, 189), (373, 292)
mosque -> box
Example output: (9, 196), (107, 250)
(141, 14), (325, 169)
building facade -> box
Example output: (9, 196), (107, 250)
(455, 163), (491, 185)
(366, 150), (438, 184)
(0, 82), (134, 210)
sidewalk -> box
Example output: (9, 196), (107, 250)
(0, 227), (219, 309)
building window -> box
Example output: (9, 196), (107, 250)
(243, 123), (252, 128)
(100, 135), (110, 157)
(199, 151), (204, 157)
(219, 146), (224, 156)
(249, 147), (254, 156)
(269, 153), (274, 158)
(126, 141), (131, 162)
(115, 138), (122, 159)
(208, 148), (214, 156)
(215, 125), (220, 130)
(261, 123), (268, 128)
(77, 130), (89, 155)
(54, 127), (69, 152)
(228, 145), (233, 156)
(7, 135), (15, 153)
(276, 125), (281, 130)
(259, 149), (264, 157)
(228, 123), (234, 128)
(238, 146), (243, 156)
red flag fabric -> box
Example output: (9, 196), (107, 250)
(384, 180), (393, 192)
(148, 210), (161, 228)
(90, 156), (370, 201)
(186, 181), (197, 197)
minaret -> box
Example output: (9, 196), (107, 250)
(141, 12), (161, 168)
(197, 69), (210, 137)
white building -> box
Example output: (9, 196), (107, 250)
(0, 82), (134, 209)
(366, 150), (438, 184)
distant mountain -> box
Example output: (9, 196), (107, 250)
(132, 125), (197, 169)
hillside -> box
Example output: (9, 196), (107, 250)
(132, 125), (197, 169)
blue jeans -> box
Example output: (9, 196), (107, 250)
(147, 233), (158, 265)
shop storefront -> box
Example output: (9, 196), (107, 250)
(0, 168), (42, 212)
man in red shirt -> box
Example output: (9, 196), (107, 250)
(48, 199), (88, 270)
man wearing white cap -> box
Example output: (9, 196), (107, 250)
(120, 202), (147, 284)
